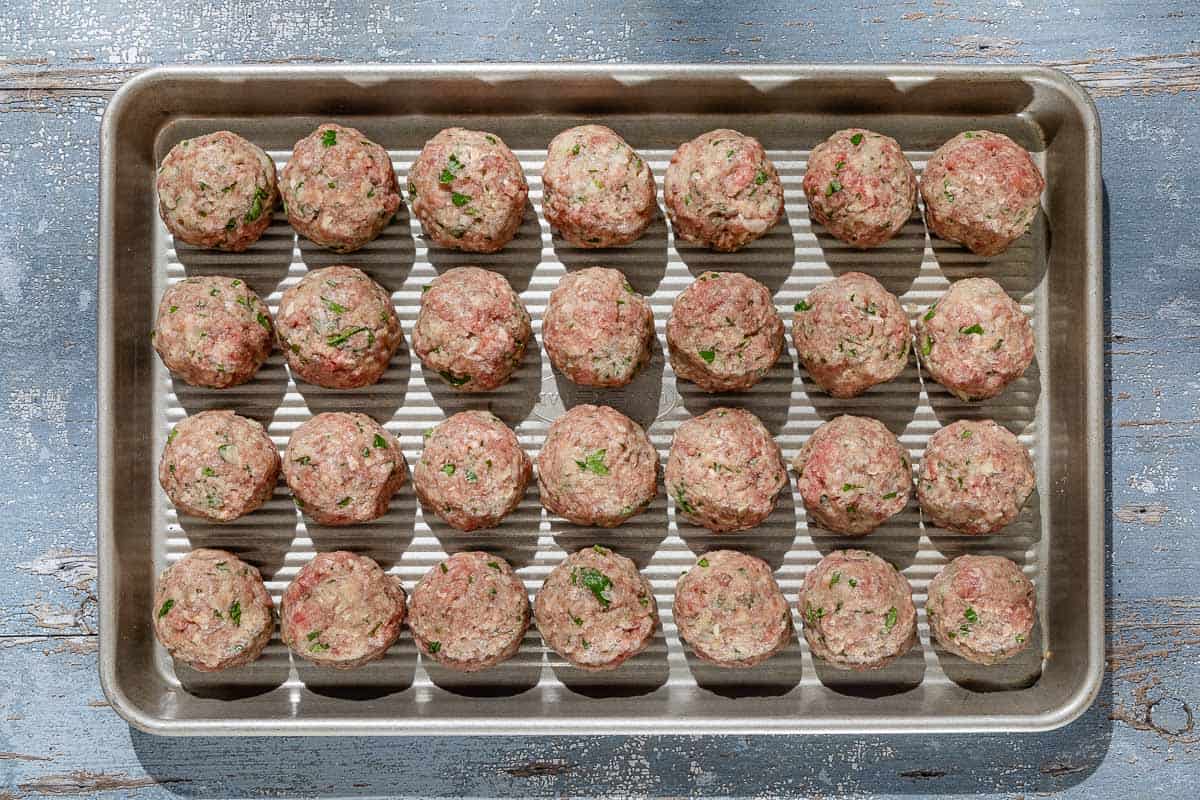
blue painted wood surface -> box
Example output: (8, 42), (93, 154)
(2, 0), (1199, 796)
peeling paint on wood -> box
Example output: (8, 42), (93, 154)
(17, 771), (178, 796)
(1052, 51), (1200, 97)
(1115, 503), (1169, 525)
(0, 753), (53, 763)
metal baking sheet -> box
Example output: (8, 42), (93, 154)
(98, 64), (1104, 736)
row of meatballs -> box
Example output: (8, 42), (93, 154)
(154, 266), (1033, 403)
(159, 123), (1043, 258)
(155, 546), (1037, 675)
(163, 406), (1033, 538)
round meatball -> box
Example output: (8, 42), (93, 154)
(799, 549), (917, 671)
(153, 549), (273, 672)
(920, 130), (1044, 257)
(663, 129), (784, 252)
(276, 265), (401, 389)
(413, 411), (531, 531)
(665, 408), (787, 533)
(534, 545), (658, 671)
(408, 127), (528, 253)
(152, 275), (274, 389)
(159, 410), (280, 522)
(542, 267), (654, 388)
(536, 405), (658, 528)
(666, 271), (784, 392)
(803, 128), (916, 248)
(283, 413), (408, 526)
(793, 272), (911, 398)
(281, 123), (401, 253)
(412, 266), (532, 392)
(542, 125), (656, 248)
(927, 555), (1036, 664)
(408, 552), (530, 672)
(280, 551), (406, 669)
(674, 550), (791, 668)
(156, 131), (278, 252)
(916, 277), (1034, 401)
(918, 419), (1035, 535)
(793, 415), (912, 535)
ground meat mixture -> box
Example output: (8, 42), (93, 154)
(542, 124), (657, 248)
(280, 551), (407, 669)
(803, 128), (916, 248)
(918, 419), (1035, 535)
(534, 545), (659, 671)
(536, 405), (658, 528)
(283, 412), (408, 526)
(152, 275), (274, 389)
(926, 554), (1037, 665)
(153, 548), (274, 672)
(159, 410), (280, 522)
(408, 127), (529, 253)
(792, 415), (912, 535)
(915, 277), (1034, 401)
(281, 123), (401, 253)
(665, 407), (787, 533)
(413, 410), (532, 531)
(408, 552), (530, 672)
(412, 266), (532, 392)
(799, 549), (917, 671)
(792, 271), (911, 398)
(666, 271), (784, 392)
(156, 130), (279, 252)
(275, 265), (401, 389)
(920, 130), (1045, 257)
(664, 128), (784, 252)
(542, 267), (655, 388)
(673, 550), (792, 668)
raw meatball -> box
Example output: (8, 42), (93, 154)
(283, 412), (408, 526)
(542, 125), (656, 248)
(793, 272), (911, 398)
(666, 271), (784, 392)
(792, 415), (911, 536)
(918, 419), (1035, 535)
(280, 551), (406, 669)
(927, 555), (1037, 664)
(152, 275), (274, 389)
(534, 545), (658, 671)
(802, 128), (916, 248)
(916, 277), (1034, 401)
(674, 550), (792, 668)
(281, 123), (401, 253)
(408, 127), (528, 253)
(412, 266), (532, 391)
(413, 410), (532, 531)
(153, 548), (273, 672)
(663, 128), (784, 252)
(536, 405), (658, 528)
(408, 552), (530, 671)
(156, 131), (278, 252)
(799, 549), (917, 671)
(542, 267), (654, 388)
(159, 410), (281, 522)
(920, 130), (1044, 257)
(275, 265), (401, 389)
(665, 408), (787, 533)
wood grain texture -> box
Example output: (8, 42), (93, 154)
(1, 0), (1198, 796)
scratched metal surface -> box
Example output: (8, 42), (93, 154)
(0, 0), (1197, 796)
